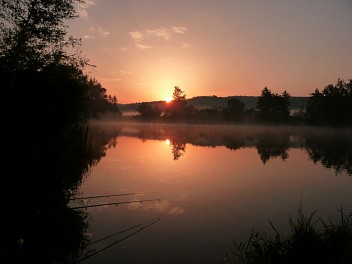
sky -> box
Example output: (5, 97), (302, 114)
(68, 0), (352, 104)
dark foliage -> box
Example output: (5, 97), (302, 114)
(0, 1), (120, 262)
(137, 102), (162, 120)
(256, 87), (291, 123)
(306, 78), (352, 126)
(164, 86), (191, 120)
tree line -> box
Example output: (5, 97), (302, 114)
(137, 80), (352, 126)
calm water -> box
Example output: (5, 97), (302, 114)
(73, 122), (352, 264)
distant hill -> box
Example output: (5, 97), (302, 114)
(118, 95), (309, 115)
(187, 96), (309, 110)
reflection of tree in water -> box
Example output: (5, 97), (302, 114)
(223, 136), (245, 151)
(2, 126), (88, 263)
(305, 132), (352, 175)
(113, 123), (352, 175)
(0, 122), (124, 263)
(171, 141), (186, 160)
(1, 121), (119, 263)
(255, 132), (290, 164)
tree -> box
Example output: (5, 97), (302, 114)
(256, 87), (291, 122)
(0, 3), (99, 262)
(108, 95), (121, 117)
(0, 0), (89, 125)
(165, 86), (189, 120)
(137, 102), (162, 120)
(0, 0), (118, 123)
(85, 77), (121, 119)
(225, 98), (245, 122)
(172, 86), (186, 101)
(0, 0), (86, 71)
(306, 78), (352, 125)
(256, 87), (273, 121)
(305, 89), (324, 124)
(274, 90), (290, 121)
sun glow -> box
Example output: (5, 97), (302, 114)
(165, 97), (172, 103)
(165, 139), (171, 145)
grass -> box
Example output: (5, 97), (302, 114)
(231, 206), (352, 264)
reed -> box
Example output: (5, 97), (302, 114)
(231, 206), (352, 264)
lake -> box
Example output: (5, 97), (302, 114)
(72, 122), (352, 264)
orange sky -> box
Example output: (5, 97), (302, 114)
(69, 1), (352, 104)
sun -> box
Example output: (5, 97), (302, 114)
(165, 97), (172, 103)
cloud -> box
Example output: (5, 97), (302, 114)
(129, 31), (152, 49)
(119, 70), (132, 75)
(129, 31), (143, 40)
(97, 26), (110, 37)
(136, 43), (152, 50)
(83, 34), (95, 39)
(77, 0), (95, 18)
(88, 25), (110, 38)
(146, 28), (172, 40)
(129, 26), (187, 49)
(172, 26), (187, 34)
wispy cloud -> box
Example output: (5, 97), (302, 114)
(119, 70), (132, 75)
(97, 26), (110, 37)
(129, 26), (188, 49)
(83, 34), (95, 39)
(146, 28), (172, 40)
(172, 26), (187, 34)
(129, 31), (152, 49)
(88, 25), (110, 38)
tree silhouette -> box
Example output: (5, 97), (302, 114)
(165, 86), (189, 120)
(306, 78), (352, 125)
(256, 87), (291, 122)
(85, 77), (121, 119)
(0, 0), (86, 71)
(224, 98), (245, 122)
(137, 102), (162, 120)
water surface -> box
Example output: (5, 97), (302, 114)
(73, 123), (352, 263)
